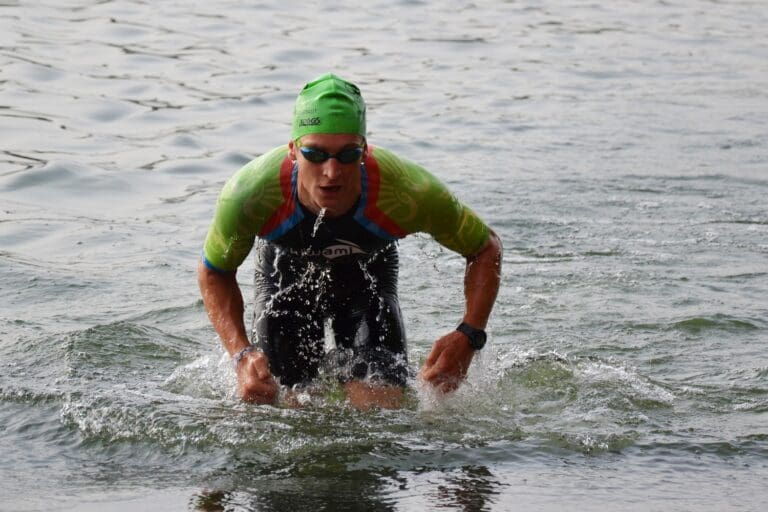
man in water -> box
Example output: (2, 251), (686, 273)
(198, 73), (502, 409)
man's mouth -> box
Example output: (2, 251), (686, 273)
(319, 185), (341, 193)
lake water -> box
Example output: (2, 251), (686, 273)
(1, 1), (767, 511)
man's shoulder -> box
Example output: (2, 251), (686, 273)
(368, 145), (433, 183)
(365, 144), (490, 256)
(369, 145), (410, 169)
(221, 145), (290, 198)
(237, 145), (290, 179)
(368, 145), (447, 195)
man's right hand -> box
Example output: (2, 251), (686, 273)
(235, 350), (278, 404)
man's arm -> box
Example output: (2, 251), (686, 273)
(419, 230), (503, 393)
(197, 260), (277, 404)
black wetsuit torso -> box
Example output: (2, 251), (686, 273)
(252, 202), (408, 387)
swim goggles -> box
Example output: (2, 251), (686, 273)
(298, 145), (364, 164)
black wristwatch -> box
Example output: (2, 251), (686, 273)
(456, 322), (487, 350)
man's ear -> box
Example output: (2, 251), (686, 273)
(288, 139), (297, 161)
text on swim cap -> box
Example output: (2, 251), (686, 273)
(299, 117), (321, 127)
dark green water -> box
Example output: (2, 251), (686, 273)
(1, 1), (767, 510)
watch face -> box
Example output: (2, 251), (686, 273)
(472, 331), (487, 350)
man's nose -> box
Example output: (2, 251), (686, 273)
(322, 158), (342, 179)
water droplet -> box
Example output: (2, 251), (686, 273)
(311, 208), (327, 237)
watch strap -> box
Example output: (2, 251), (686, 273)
(456, 322), (487, 350)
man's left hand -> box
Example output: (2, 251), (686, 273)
(419, 330), (475, 394)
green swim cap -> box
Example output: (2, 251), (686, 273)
(291, 73), (366, 140)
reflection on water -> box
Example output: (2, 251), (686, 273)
(192, 463), (503, 512)
(430, 465), (504, 511)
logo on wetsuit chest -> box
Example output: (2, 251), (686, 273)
(310, 239), (366, 259)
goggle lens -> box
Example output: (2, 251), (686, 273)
(299, 146), (363, 164)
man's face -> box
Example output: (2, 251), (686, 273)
(289, 133), (367, 218)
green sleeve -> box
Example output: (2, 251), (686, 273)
(373, 147), (491, 257)
(202, 146), (289, 271)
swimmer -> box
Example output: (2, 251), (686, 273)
(198, 73), (502, 409)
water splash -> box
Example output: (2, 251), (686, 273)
(162, 352), (236, 400)
(311, 207), (327, 237)
(357, 255), (389, 327)
(323, 316), (336, 353)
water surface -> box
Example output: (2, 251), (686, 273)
(1, 1), (767, 511)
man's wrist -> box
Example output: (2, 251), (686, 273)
(456, 322), (487, 350)
(232, 345), (256, 367)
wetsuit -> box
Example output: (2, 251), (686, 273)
(203, 144), (490, 387)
